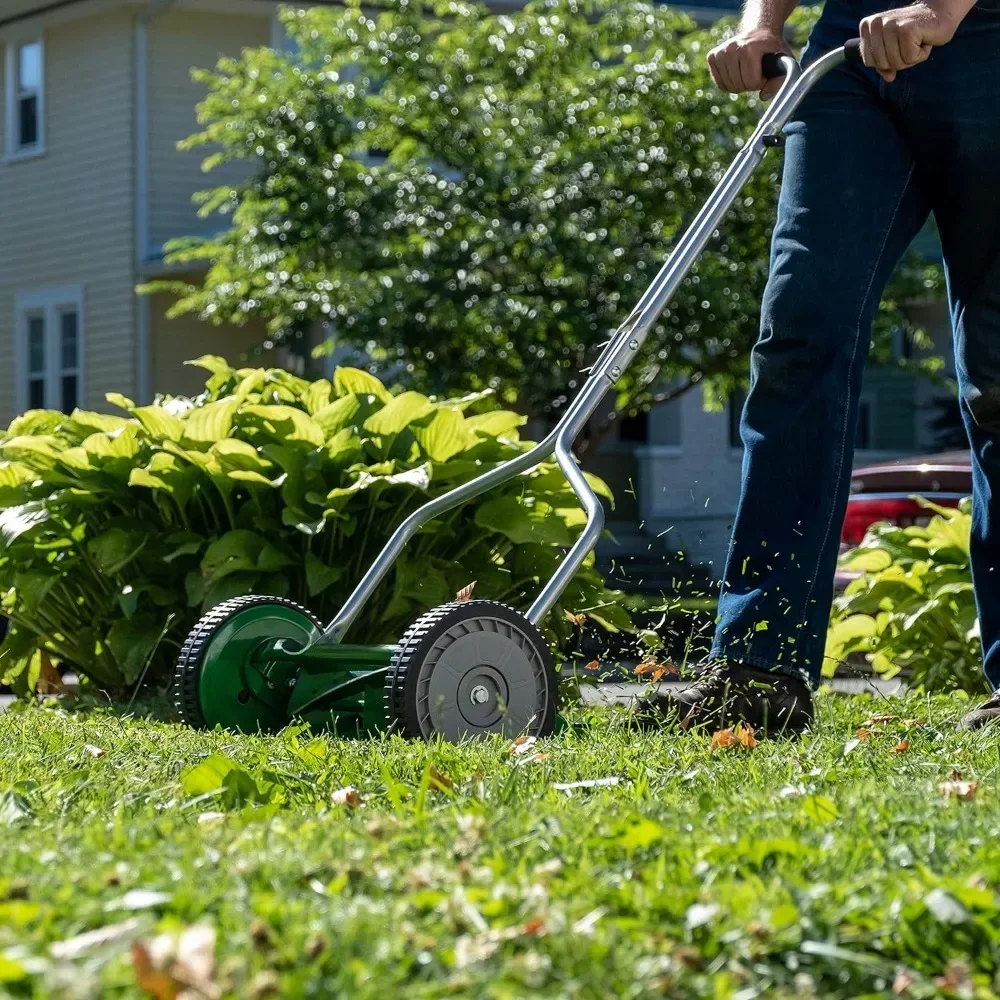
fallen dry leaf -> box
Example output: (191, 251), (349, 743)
(650, 666), (667, 682)
(51, 918), (142, 960)
(893, 739), (910, 755)
(36, 650), (65, 695)
(522, 918), (545, 937)
(428, 767), (454, 791)
(864, 714), (899, 726)
(710, 725), (758, 751)
(132, 923), (219, 1000)
(710, 729), (737, 751)
(455, 581), (476, 602)
(84, 744), (107, 759)
(305, 933), (327, 960)
(939, 779), (979, 802)
(249, 920), (272, 949)
(509, 736), (537, 756)
(564, 610), (586, 627)
(856, 728), (873, 741)
(331, 786), (363, 808)
(248, 970), (281, 999)
(934, 959), (972, 994)
(634, 660), (655, 677)
(892, 969), (915, 996)
(583, 659), (600, 672)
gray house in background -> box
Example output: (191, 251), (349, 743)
(0, 0), (953, 594)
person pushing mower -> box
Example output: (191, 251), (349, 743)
(636, 0), (1000, 735)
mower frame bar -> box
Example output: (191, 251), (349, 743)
(317, 45), (849, 646)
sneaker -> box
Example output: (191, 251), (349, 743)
(632, 660), (813, 737)
(960, 689), (1000, 730)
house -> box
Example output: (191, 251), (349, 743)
(0, 0), (312, 424)
(0, 0), (953, 590)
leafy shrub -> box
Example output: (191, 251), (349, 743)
(825, 499), (984, 693)
(0, 359), (624, 692)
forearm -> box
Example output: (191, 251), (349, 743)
(926, 0), (978, 30)
(740, 0), (800, 33)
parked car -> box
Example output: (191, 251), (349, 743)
(836, 449), (971, 589)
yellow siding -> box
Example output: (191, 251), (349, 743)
(147, 8), (270, 256)
(0, 8), (135, 425)
(148, 291), (278, 400)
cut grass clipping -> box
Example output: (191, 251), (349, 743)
(1, 692), (999, 997)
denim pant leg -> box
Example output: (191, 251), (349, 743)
(899, 10), (1000, 688)
(710, 47), (931, 687)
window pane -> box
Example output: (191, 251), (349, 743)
(28, 315), (45, 374)
(19, 95), (38, 147)
(18, 43), (42, 91)
(60, 311), (79, 370)
(29, 378), (45, 410)
(61, 375), (78, 414)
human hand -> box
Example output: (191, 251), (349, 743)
(707, 29), (794, 100)
(859, 1), (959, 81)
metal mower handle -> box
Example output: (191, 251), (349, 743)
(762, 39), (862, 79)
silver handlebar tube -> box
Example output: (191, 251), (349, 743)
(319, 46), (848, 644)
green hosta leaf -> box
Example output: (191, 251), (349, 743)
(466, 410), (526, 438)
(3, 410), (64, 439)
(82, 427), (141, 462)
(14, 572), (58, 616)
(185, 355), (235, 377)
(241, 405), (325, 448)
(530, 468), (615, 504)
(587, 603), (632, 633)
(475, 495), (572, 546)
(106, 614), (167, 684)
(364, 391), (434, 436)
(306, 552), (342, 596)
(182, 399), (239, 446)
(0, 502), (49, 549)
(333, 366), (391, 402)
(105, 392), (136, 412)
(65, 409), (131, 437)
(432, 388), (495, 411)
(88, 528), (145, 576)
(0, 435), (64, 471)
(210, 438), (273, 474)
(233, 369), (266, 403)
(132, 405), (185, 442)
(413, 408), (475, 463)
(314, 395), (362, 438)
(0, 624), (39, 686)
(201, 530), (267, 583)
(391, 558), (450, 609)
(303, 379), (333, 415)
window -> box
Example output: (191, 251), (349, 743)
(16, 287), (83, 413)
(5, 39), (45, 158)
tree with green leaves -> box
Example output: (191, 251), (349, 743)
(149, 0), (943, 443)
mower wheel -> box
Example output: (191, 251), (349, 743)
(385, 601), (557, 741)
(174, 595), (321, 733)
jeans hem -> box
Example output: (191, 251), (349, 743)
(707, 646), (817, 691)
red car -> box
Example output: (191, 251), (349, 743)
(836, 449), (970, 589)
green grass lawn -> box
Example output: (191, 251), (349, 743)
(3, 693), (1000, 998)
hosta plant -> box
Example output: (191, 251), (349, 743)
(0, 358), (625, 693)
(825, 499), (984, 693)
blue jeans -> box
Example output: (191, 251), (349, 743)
(711, 0), (1000, 688)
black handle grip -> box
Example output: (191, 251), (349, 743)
(843, 38), (863, 63)
(761, 53), (786, 79)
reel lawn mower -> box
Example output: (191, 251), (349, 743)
(173, 41), (863, 743)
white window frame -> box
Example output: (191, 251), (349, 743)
(15, 286), (85, 413)
(4, 37), (46, 161)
